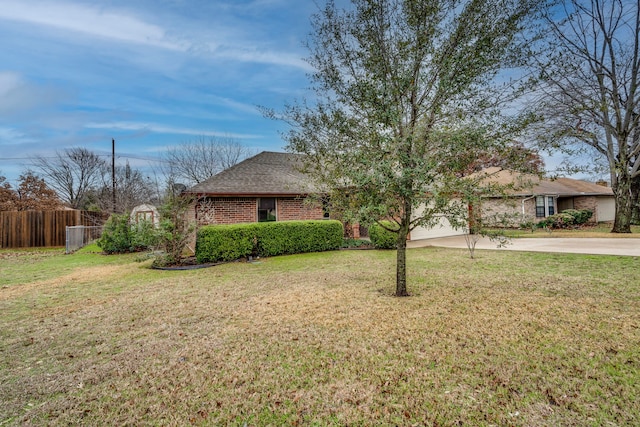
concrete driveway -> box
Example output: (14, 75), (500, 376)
(408, 235), (640, 256)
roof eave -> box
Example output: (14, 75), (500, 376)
(184, 191), (315, 198)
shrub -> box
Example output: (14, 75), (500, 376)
(196, 220), (343, 263)
(369, 221), (397, 249)
(537, 212), (575, 229)
(561, 209), (593, 225)
(519, 220), (537, 232)
(132, 219), (158, 249)
(256, 220), (343, 257)
(97, 214), (155, 254)
(196, 224), (258, 263)
(152, 194), (196, 267)
(536, 209), (594, 230)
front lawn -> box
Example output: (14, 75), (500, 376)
(1, 247), (638, 426)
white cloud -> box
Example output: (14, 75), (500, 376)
(0, 71), (22, 96)
(216, 47), (312, 71)
(0, 71), (68, 115)
(84, 121), (262, 139)
(0, 126), (30, 144)
(0, 0), (186, 51)
(0, 1), (311, 71)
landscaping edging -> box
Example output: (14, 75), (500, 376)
(151, 262), (222, 271)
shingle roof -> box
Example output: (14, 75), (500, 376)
(476, 167), (614, 197)
(185, 151), (317, 196)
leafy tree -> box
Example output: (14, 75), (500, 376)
(32, 148), (106, 209)
(0, 172), (63, 211)
(164, 136), (254, 186)
(275, 0), (538, 296)
(15, 172), (64, 210)
(460, 140), (545, 176)
(0, 174), (18, 211)
(531, 0), (640, 232)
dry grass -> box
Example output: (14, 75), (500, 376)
(1, 247), (639, 426)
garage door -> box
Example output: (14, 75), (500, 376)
(596, 197), (615, 222)
(409, 204), (466, 241)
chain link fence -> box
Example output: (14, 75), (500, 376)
(65, 226), (104, 254)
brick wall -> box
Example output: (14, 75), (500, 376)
(194, 196), (323, 225)
(572, 196), (598, 223)
(277, 197), (324, 221)
(195, 197), (257, 225)
(479, 197), (529, 226)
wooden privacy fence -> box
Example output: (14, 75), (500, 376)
(0, 210), (107, 249)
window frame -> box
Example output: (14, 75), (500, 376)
(257, 197), (277, 222)
(535, 195), (556, 218)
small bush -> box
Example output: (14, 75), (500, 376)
(537, 212), (575, 229)
(519, 220), (537, 232)
(369, 221), (397, 249)
(196, 220), (343, 263)
(97, 214), (155, 254)
(561, 209), (593, 225)
(537, 209), (594, 229)
(132, 219), (158, 249)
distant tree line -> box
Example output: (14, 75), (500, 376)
(0, 137), (253, 213)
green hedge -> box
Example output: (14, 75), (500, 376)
(369, 221), (398, 249)
(196, 220), (343, 263)
(537, 209), (593, 229)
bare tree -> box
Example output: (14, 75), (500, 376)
(164, 136), (253, 186)
(32, 148), (106, 209)
(532, 0), (640, 232)
(89, 162), (159, 213)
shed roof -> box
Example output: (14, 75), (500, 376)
(186, 151), (317, 196)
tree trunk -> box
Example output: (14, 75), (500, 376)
(631, 176), (640, 225)
(612, 172), (633, 233)
(395, 223), (410, 297)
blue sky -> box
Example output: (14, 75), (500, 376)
(0, 0), (318, 185)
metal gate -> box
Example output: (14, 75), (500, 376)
(65, 226), (103, 253)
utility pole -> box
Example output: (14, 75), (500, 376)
(112, 138), (116, 213)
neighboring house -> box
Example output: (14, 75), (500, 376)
(185, 151), (463, 241)
(477, 167), (615, 225)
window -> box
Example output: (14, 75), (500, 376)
(136, 211), (154, 223)
(535, 196), (545, 218)
(322, 196), (330, 219)
(258, 198), (276, 222)
(535, 195), (556, 218)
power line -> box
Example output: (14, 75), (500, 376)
(0, 154), (170, 163)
